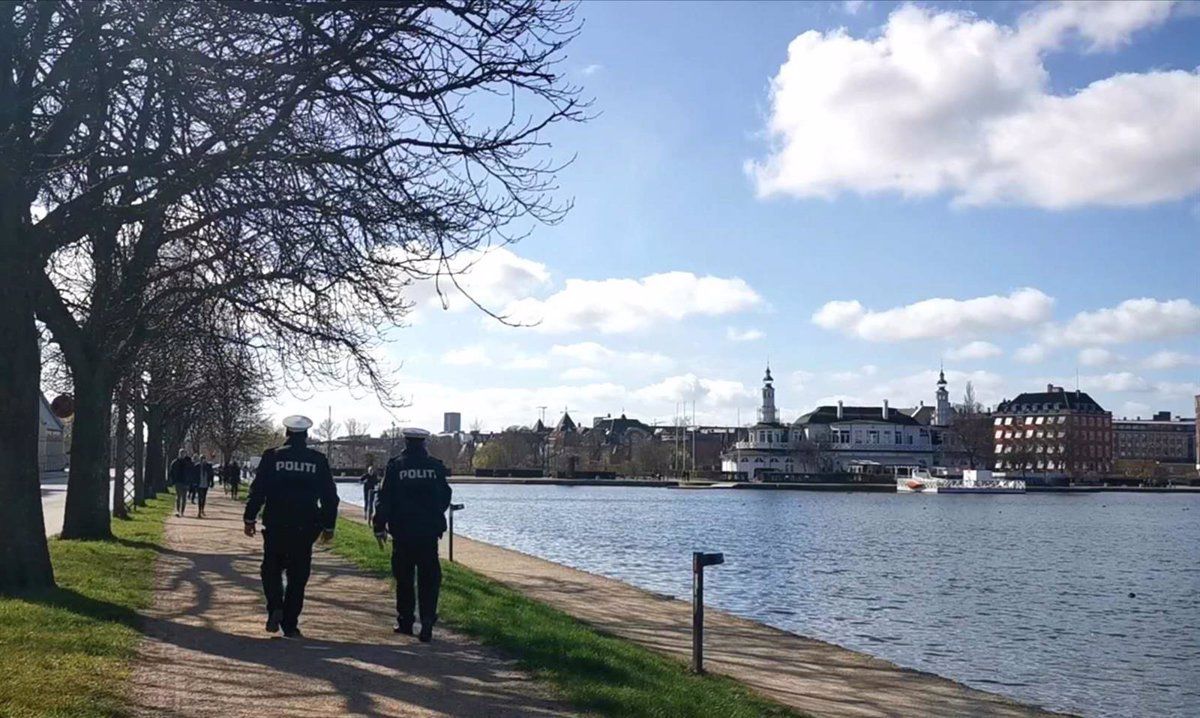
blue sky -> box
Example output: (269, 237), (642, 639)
(273, 1), (1200, 433)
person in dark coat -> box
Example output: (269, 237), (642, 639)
(373, 428), (451, 643)
(187, 458), (201, 504)
(224, 460), (242, 500)
(244, 415), (339, 638)
(360, 467), (380, 522)
(195, 454), (214, 517)
(168, 450), (193, 517)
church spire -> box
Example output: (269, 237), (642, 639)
(760, 364), (777, 424)
(935, 363), (952, 426)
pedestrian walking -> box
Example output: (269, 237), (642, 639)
(168, 450), (193, 517)
(360, 467), (380, 522)
(195, 454), (214, 517)
(373, 427), (451, 643)
(244, 415), (340, 639)
(187, 458), (200, 504)
(225, 460), (242, 500)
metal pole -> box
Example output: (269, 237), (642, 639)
(448, 503), (465, 562)
(692, 551), (704, 673)
(691, 551), (723, 673)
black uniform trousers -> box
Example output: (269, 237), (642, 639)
(261, 527), (318, 630)
(173, 483), (189, 514)
(391, 536), (441, 625)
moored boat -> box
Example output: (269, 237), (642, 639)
(896, 468), (1025, 494)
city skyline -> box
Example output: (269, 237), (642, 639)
(268, 1), (1200, 433)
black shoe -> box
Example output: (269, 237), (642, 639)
(283, 627), (303, 639)
(394, 620), (414, 635)
(418, 625), (433, 643)
(266, 609), (284, 633)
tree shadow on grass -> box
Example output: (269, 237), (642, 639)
(8, 584), (142, 629)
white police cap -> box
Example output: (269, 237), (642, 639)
(282, 415), (314, 432)
(401, 427), (430, 439)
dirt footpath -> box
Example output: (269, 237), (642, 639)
(127, 493), (576, 718)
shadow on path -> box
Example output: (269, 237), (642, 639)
(127, 496), (576, 718)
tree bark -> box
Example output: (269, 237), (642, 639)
(145, 404), (165, 494)
(111, 397), (128, 520)
(0, 250), (56, 591)
(132, 399), (146, 506)
(61, 371), (114, 540)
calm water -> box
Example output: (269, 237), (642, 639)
(339, 483), (1200, 718)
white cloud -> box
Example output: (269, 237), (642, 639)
(830, 364), (879, 383)
(747, 2), (1199, 208)
(407, 246), (551, 319)
(1119, 401), (1153, 419)
(634, 373), (756, 408)
(581, 63), (604, 76)
(946, 340), (1002, 361)
(1018, 0), (1175, 52)
(1142, 350), (1200, 370)
(442, 346), (492, 367)
(1081, 372), (1153, 393)
(726, 327), (765, 342)
(1078, 347), (1121, 367)
(812, 368), (1007, 410)
(813, 288), (1053, 341)
(503, 271), (763, 334)
(1015, 343), (1048, 363)
(549, 342), (672, 369)
(560, 366), (606, 382)
(841, 0), (866, 16)
(504, 355), (550, 370)
(1050, 298), (1200, 345)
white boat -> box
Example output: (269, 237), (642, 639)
(896, 468), (1025, 494)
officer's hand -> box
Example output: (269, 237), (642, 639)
(374, 532), (388, 549)
(244, 522), (256, 538)
(319, 529), (335, 544)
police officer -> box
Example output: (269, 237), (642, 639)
(373, 427), (451, 643)
(243, 415), (340, 639)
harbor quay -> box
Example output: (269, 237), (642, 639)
(337, 504), (1064, 718)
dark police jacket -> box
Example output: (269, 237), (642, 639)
(168, 456), (193, 485)
(373, 448), (451, 539)
(244, 437), (339, 534)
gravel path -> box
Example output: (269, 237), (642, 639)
(127, 493), (576, 717)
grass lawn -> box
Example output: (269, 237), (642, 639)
(332, 516), (804, 718)
(0, 495), (172, 718)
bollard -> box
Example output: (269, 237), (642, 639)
(691, 551), (725, 673)
(448, 503), (465, 562)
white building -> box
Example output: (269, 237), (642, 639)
(721, 367), (945, 479)
(39, 393), (67, 477)
(720, 367), (812, 479)
(793, 400), (935, 473)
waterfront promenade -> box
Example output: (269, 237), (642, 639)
(125, 495), (574, 717)
(419, 528), (1063, 718)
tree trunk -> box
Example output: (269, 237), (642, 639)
(0, 252), (56, 590)
(133, 400), (146, 505)
(61, 372), (114, 540)
(112, 398), (129, 520)
(145, 405), (165, 494)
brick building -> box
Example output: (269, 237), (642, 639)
(1113, 411), (1196, 464)
(993, 385), (1112, 478)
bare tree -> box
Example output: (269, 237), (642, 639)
(951, 382), (994, 470)
(343, 419), (370, 439)
(312, 418), (341, 444)
(2, 1), (585, 578)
